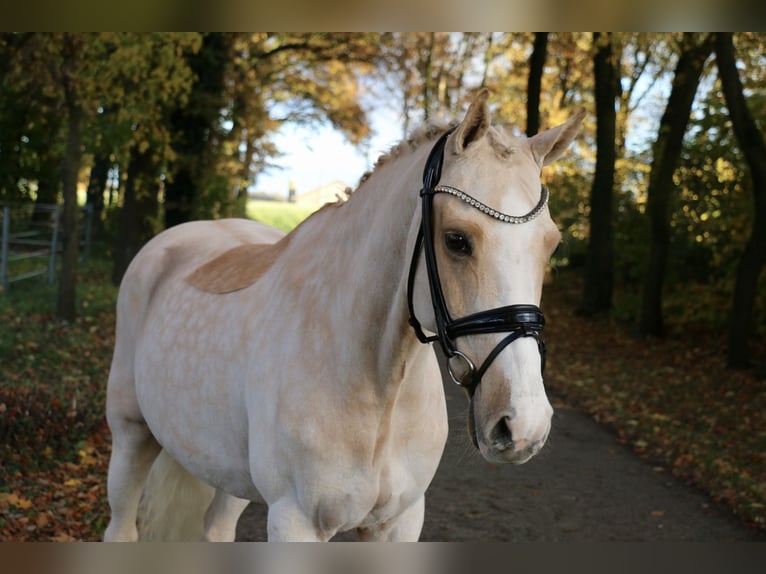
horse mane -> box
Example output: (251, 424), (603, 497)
(358, 122), (453, 187)
(358, 120), (519, 188)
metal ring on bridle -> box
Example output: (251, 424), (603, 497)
(446, 351), (476, 387)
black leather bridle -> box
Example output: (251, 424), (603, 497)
(406, 128), (548, 397)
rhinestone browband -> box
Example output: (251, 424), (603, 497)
(433, 184), (549, 224)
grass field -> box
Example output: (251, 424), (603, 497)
(245, 200), (317, 232)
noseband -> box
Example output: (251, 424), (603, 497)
(406, 128), (548, 397)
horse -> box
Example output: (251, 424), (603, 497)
(103, 88), (585, 542)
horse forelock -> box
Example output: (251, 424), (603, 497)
(486, 125), (519, 160)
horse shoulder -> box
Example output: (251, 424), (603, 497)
(119, 219), (286, 314)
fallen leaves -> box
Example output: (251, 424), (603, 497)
(544, 275), (766, 532)
(1, 264), (116, 541)
(0, 422), (111, 541)
(0, 493), (34, 510)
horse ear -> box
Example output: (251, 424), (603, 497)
(529, 107), (586, 167)
(453, 88), (491, 154)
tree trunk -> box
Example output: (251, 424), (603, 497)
(526, 32), (548, 137)
(235, 135), (255, 218)
(165, 33), (230, 228)
(580, 33), (617, 317)
(86, 153), (109, 238)
(422, 32), (436, 123)
(715, 32), (766, 369)
(479, 33), (493, 88)
(56, 102), (84, 322)
(640, 34), (713, 336)
(164, 160), (195, 229)
(112, 146), (159, 285)
(32, 153), (61, 222)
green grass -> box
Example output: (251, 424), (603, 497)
(245, 200), (317, 232)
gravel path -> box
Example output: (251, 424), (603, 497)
(236, 382), (764, 541)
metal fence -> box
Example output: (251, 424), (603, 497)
(0, 203), (92, 293)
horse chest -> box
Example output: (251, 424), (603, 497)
(313, 458), (419, 536)
(365, 466), (416, 525)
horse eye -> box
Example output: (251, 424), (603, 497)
(444, 232), (472, 255)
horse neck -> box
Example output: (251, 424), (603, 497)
(276, 143), (433, 388)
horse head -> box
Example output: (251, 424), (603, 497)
(409, 89), (585, 464)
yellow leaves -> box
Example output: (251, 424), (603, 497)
(36, 513), (51, 529)
(1, 424), (111, 541)
(714, 156), (737, 183)
(0, 492), (33, 510)
(51, 532), (78, 542)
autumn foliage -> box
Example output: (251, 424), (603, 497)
(1, 32), (765, 540)
(544, 275), (766, 531)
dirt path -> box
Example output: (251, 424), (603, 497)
(235, 382), (763, 541)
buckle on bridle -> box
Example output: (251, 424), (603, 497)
(446, 350), (476, 388)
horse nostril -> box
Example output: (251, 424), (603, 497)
(491, 416), (515, 450)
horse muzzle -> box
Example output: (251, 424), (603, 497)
(469, 393), (553, 465)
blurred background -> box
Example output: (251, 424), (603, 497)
(0, 32), (764, 540)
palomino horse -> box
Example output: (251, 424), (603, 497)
(104, 89), (584, 541)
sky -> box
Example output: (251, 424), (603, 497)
(253, 66), (677, 201)
(253, 103), (404, 199)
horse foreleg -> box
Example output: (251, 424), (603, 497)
(103, 419), (161, 541)
(203, 490), (250, 542)
(266, 498), (329, 541)
(357, 496), (425, 542)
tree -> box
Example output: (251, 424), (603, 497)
(6, 34), (112, 321)
(2, 33), (200, 298)
(164, 33), (231, 229)
(161, 33), (382, 229)
(614, 34), (669, 158)
(85, 153), (110, 238)
(580, 32), (618, 317)
(0, 34), (64, 206)
(104, 33), (200, 284)
(714, 33), (766, 369)
(56, 36), (87, 321)
(526, 32), (548, 137)
(0, 33), (90, 319)
(112, 145), (161, 285)
(382, 33), (494, 134)
(640, 33), (714, 336)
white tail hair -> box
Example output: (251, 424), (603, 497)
(137, 449), (215, 541)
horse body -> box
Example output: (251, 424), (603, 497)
(106, 146), (448, 541)
(131, 220), (285, 501)
(104, 90), (584, 541)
